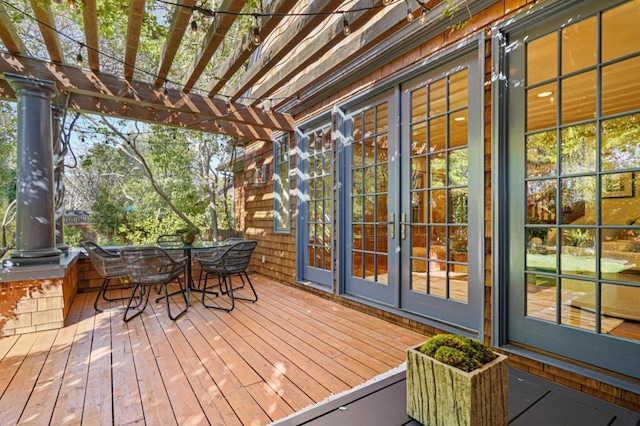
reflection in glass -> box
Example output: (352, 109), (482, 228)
(449, 148), (468, 186)
(376, 135), (389, 163)
(377, 225), (388, 253)
(352, 141), (362, 166)
(449, 69), (468, 110)
(602, 57), (640, 117)
(412, 225), (427, 253)
(353, 114), (362, 140)
(377, 164), (388, 193)
(411, 122), (427, 155)
(561, 16), (596, 74)
(560, 279), (595, 332)
(527, 131), (557, 177)
(561, 228), (596, 278)
(364, 109), (374, 138)
(429, 78), (446, 117)
(449, 110), (468, 148)
(352, 169), (362, 195)
(429, 152), (446, 187)
(364, 253), (375, 280)
(527, 83), (557, 132)
(560, 176), (596, 225)
(601, 114), (640, 171)
(600, 230), (640, 285)
(561, 123), (596, 174)
(527, 180), (557, 225)
(430, 225), (447, 248)
(602, 1), (640, 62)
(429, 189), (447, 223)
(376, 195), (388, 222)
(411, 157), (427, 189)
(377, 254), (388, 283)
(411, 267), (426, 292)
(411, 87), (426, 123)
(352, 197), (362, 221)
(448, 188), (468, 223)
(364, 138), (375, 166)
(429, 116), (446, 152)
(352, 251), (363, 278)
(377, 103), (388, 134)
(561, 71), (596, 125)
(449, 226), (468, 257)
(449, 272), (468, 303)
(428, 268), (446, 297)
(527, 32), (557, 85)
(600, 284), (640, 342)
(526, 273), (556, 321)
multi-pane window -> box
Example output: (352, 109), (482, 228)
(350, 102), (389, 284)
(523, 1), (640, 341)
(274, 134), (290, 232)
(408, 69), (469, 302)
(307, 126), (332, 272)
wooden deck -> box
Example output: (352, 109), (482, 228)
(0, 275), (427, 425)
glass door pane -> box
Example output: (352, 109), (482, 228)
(301, 124), (333, 286)
(506, 0), (640, 378)
(345, 96), (398, 305)
(400, 50), (482, 332)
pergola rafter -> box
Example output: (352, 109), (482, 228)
(205, 0), (298, 97)
(225, 0), (344, 103)
(181, 0), (246, 93)
(0, 3), (24, 54)
(28, 0), (63, 63)
(81, 0), (99, 71)
(124, 0), (146, 80)
(154, 0), (197, 86)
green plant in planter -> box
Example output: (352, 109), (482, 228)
(417, 334), (496, 372)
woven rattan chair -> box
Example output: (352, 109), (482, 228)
(81, 241), (133, 313)
(119, 246), (189, 322)
(196, 240), (258, 312)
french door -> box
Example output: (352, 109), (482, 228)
(299, 123), (334, 286)
(343, 48), (483, 332)
(502, 0), (640, 378)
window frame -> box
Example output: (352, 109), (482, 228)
(273, 133), (291, 233)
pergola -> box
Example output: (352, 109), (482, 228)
(0, 0), (421, 140)
(0, 0), (445, 264)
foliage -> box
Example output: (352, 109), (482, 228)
(418, 334), (496, 372)
(63, 225), (83, 247)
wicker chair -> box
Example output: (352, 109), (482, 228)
(119, 246), (189, 322)
(196, 240), (258, 312)
(81, 241), (133, 313)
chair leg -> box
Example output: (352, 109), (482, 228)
(95, 277), (140, 312)
(233, 272), (258, 303)
(123, 284), (150, 322)
(163, 278), (188, 321)
(201, 274), (233, 312)
(93, 277), (110, 313)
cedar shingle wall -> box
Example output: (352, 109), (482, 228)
(237, 0), (639, 410)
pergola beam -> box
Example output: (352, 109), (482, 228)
(82, 0), (100, 71)
(0, 53), (293, 132)
(248, 0), (384, 105)
(28, 0), (63, 63)
(181, 0), (245, 93)
(67, 93), (272, 141)
(226, 0), (343, 103)
(124, 0), (146, 80)
(0, 3), (24, 54)
(206, 0), (298, 97)
(155, 0), (197, 86)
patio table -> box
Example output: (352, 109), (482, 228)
(157, 240), (230, 307)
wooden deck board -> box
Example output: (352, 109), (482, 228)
(0, 275), (429, 425)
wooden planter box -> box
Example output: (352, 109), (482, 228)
(406, 342), (509, 426)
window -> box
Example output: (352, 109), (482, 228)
(274, 134), (291, 232)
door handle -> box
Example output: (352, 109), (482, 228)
(400, 213), (408, 240)
(389, 213), (395, 239)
